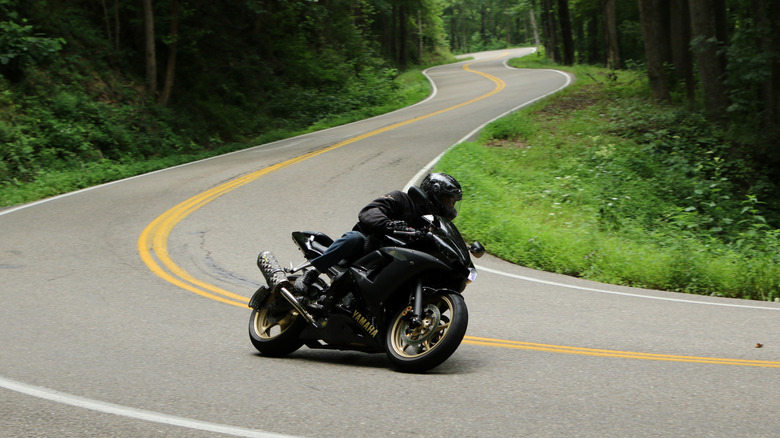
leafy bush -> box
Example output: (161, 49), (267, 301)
(0, 20), (64, 80)
(439, 61), (780, 301)
(0, 0), (445, 207)
(0, 64), (432, 206)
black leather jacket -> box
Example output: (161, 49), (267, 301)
(353, 190), (431, 236)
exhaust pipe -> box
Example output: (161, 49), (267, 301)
(257, 251), (319, 326)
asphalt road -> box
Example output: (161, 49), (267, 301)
(1, 48), (778, 438)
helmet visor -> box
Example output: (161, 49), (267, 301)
(441, 195), (461, 219)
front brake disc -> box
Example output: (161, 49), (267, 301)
(401, 304), (441, 346)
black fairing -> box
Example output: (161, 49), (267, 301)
(291, 215), (475, 351)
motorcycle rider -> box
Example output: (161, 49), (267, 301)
(295, 173), (463, 305)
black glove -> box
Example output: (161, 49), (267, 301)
(387, 220), (413, 232)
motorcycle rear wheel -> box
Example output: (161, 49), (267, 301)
(386, 292), (468, 373)
(249, 298), (305, 357)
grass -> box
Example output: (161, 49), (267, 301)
(437, 54), (780, 302)
(0, 68), (433, 208)
(6, 50), (779, 301)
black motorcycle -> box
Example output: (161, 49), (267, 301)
(248, 187), (485, 373)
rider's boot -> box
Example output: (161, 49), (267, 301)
(294, 268), (320, 296)
(294, 269), (331, 314)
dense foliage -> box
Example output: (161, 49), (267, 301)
(1, 0), (779, 299)
(444, 0), (780, 181)
(440, 56), (780, 301)
(0, 0), (450, 198)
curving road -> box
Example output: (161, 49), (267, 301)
(2, 48), (778, 438)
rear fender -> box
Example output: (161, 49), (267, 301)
(292, 231), (334, 260)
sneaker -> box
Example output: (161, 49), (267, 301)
(294, 269), (320, 295)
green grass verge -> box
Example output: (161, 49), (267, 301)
(437, 55), (780, 301)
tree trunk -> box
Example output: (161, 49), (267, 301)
(505, 1), (512, 45)
(529, 8), (541, 47)
(114, 0), (120, 51)
(755, 0), (779, 129)
(398, 4), (407, 68)
(669, 0), (694, 106)
(754, 0), (780, 165)
(638, 0), (671, 102)
(388, 4), (396, 63)
(142, 0), (156, 97)
(159, 0), (179, 106)
(101, 0), (112, 49)
(480, 4), (487, 44)
(689, 0), (728, 119)
(418, 9), (423, 61)
(540, 0), (559, 62)
(587, 15), (600, 65)
(556, 0), (574, 65)
(770, 4), (780, 135)
(602, 0), (620, 69)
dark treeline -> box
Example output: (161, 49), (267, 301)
(0, 0), (452, 187)
(447, 0), (780, 185)
(2, 0), (450, 102)
(1, 0), (779, 211)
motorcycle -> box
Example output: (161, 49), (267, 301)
(247, 186), (485, 373)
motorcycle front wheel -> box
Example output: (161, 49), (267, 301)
(248, 297), (305, 357)
(386, 292), (468, 373)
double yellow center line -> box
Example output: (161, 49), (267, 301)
(137, 54), (508, 307)
(464, 337), (779, 368)
(137, 54), (779, 369)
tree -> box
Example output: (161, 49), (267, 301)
(540, 0), (559, 62)
(159, 0), (179, 106)
(688, 0), (728, 119)
(528, 7), (540, 47)
(669, 0), (694, 105)
(754, 0), (780, 135)
(142, 0), (156, 97)
(602, 0), (620, 69)
(638, 0), (672, 102)
(556, 0), (574, 65)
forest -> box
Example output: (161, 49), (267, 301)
(1, 0), (779, 298)
(1, 0), (778, 188)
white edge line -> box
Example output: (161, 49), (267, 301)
(2, 49), (775, 434)
(0, 68), (441, 218)
(475, 265), (780, 311)
(0, 376), (296, 438)
(0, 53), (441, 435)
(405, 54), (779, 311)
(404, 52), (572, 191)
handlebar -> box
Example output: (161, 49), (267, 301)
(391, 229), (429, 243)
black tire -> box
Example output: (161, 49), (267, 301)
(248, 296), (306, 357)
(385, 292), (468, 373)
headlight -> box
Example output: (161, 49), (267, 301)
(467, 267), (478, 283)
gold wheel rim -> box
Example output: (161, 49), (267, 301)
(253, 307), (298, 340)
(390, 295), (454, 358)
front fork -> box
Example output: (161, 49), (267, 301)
(400, 280), (425, 329)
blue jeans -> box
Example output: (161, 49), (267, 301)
(310, 231), (366, 272)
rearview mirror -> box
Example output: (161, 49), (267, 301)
(469, 241), (485, 258)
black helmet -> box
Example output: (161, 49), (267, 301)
(420, 173), (462, 220)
